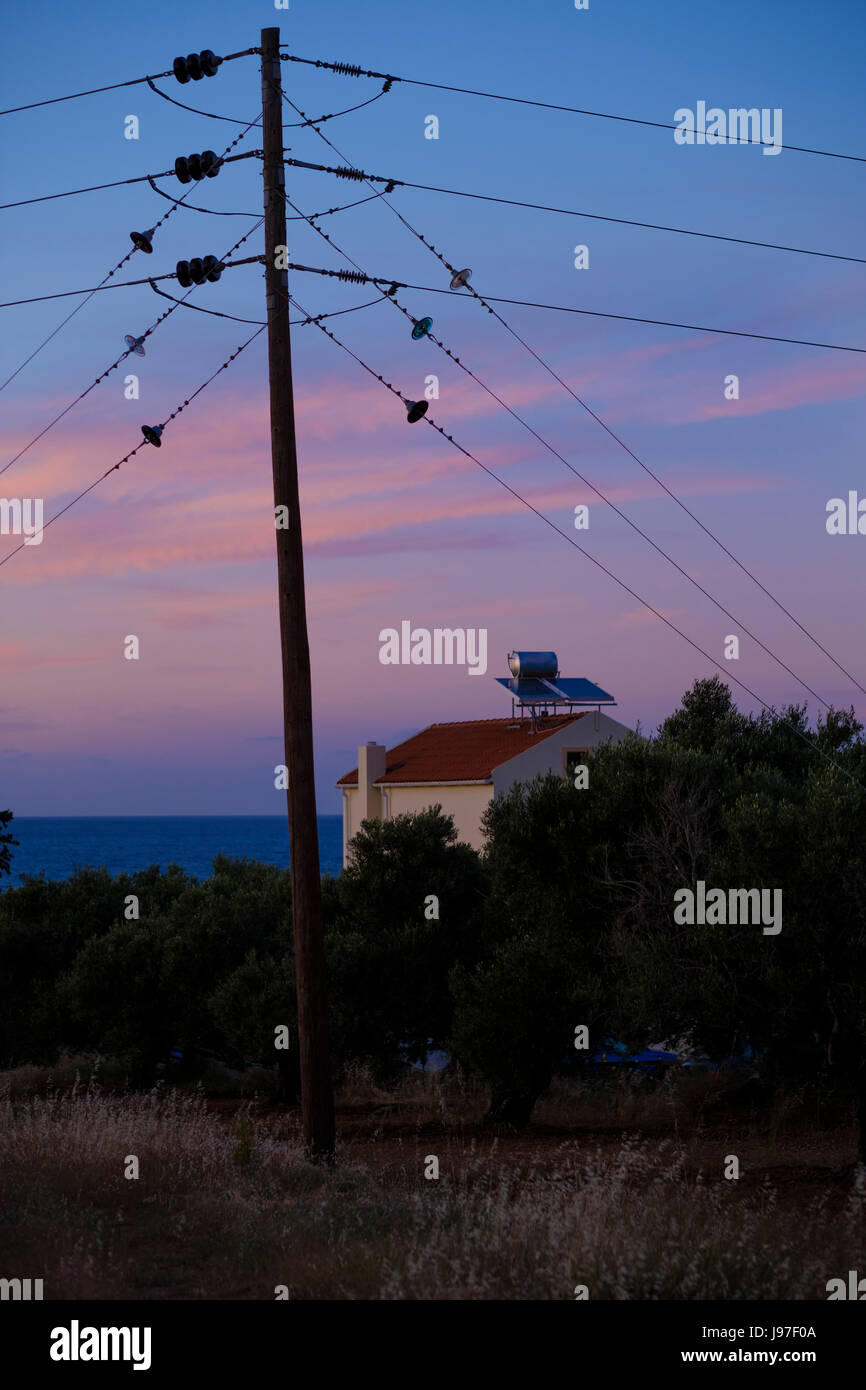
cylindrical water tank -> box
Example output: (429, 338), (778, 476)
(507, 650), (558, 679)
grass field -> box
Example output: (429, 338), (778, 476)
(1, 1060), (864, 1300)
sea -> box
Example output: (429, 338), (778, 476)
(3, 816), (345, 885)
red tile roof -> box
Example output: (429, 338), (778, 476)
(336, 715), (588, 786)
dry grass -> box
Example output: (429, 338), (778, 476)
(1, 1071), (864, 1300)
(0, 1054), (128, 1096)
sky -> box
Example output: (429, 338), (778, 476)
(0, 0), (864, 815)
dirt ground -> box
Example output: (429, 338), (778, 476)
(207, 1094), (862, 1210)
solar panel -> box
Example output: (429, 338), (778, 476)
(495, 676), (615, 705)
(548, 677), (615, 704)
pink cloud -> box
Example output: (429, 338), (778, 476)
(0, 414), (782, 586)
(0, 330), (835, 610)
(689, 358), (866, 422)
(0, 638), (101, 667)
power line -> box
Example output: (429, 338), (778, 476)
(281, 100), (866, 378)
(0, 287), (383, 563)
(0, 255), (264, 306)
(22, 150), (863, 272)
(0, 266), (377, 484)
(0, 73), (172, 116)
(292, 267), (866, 355)
(20, 145), (861, 275)
(280, 51), (866, 165)
(0, 325), (266, 573)
(146, 280), (267, 325)
(146, 175), (259, 217)
(291, 296), (387, 322)
(0, 150), (260, 212)
(1, 172), (171, 211)
(146, 74), (391, 128)
(282, 98), (866, 700)
(10, 261), (864, 357)
(147, 276), (384, 325)
(414, 289), (866, 355)
(410, 298), (866, 704)
(0, 250), (138, 393)
(0, 163), (379, 220)
(0, 50), (258, 117)
(291, 293), (866, 792)
(285, 157), (866, 268)
(281, 193), (845, 715)
(0, 118), (261, 393)
(0, 305), (175, 478)
(284, 192), (386, 221)
(3, 69), (859, 358)
(147, 174), (384, 222)
(1, 219), (265, 480)
(145, 77), (259, 124)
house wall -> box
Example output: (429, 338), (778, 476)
(343, 784), (388, 858)
(385, 783), (494, 853)
(491, 712), (632, 796)
(340, 714), (633, 867)
(342, 782), (493, 864)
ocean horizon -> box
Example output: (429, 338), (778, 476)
(2, 816), (345, 885)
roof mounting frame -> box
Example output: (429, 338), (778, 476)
(495, 657), (616, 733)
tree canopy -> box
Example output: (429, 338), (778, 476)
(2, 680), (864, 1154)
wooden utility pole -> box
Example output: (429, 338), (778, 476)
(260, 25), (335, 1162)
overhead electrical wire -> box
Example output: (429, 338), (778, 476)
(1, 172), (176, 211)
(280, 51), (866, 164)
(397, 287), (866, 355)
(0, 326), (266, 573)
(144, 76), (262, 124)
(289, 296), (386, 321)
(4, 55), (860, 716)
(147, 277), (384, 325)
(10, 259), (864, 355)
(146, 280), (267, 325)
(9, 150), (862, 272)
(283, 191), (387, 220)
(146, 174), (385, 223)
(285, 266), (866, 355)
(0, 250), (138, 394)
(146, 74), (392, 128)
(0, 302), (176, 478)
(0, 116), (261, 394)
(0, 73), (173, 116)
(0, 150), (260, 212)
(0, 50), (258, 117)
(1, 49), (858, 782)
(285, 90), (861, 363)
(1, 219), (265, 480)
(0, 256), (264, 307)
(3, 77), (861, 351)
(281, 193), (845, 715)
(289, 292), (866, 792)
(1, 167), (381, 222)
(282, 91), (866, 699)
(0, 294), (385, 574)
(146, 175), (259, 217)
(284, 157), (866, 268)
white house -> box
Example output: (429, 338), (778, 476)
(336, 709), (632, 867)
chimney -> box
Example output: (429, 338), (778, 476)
(357, 741), (386, 823)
